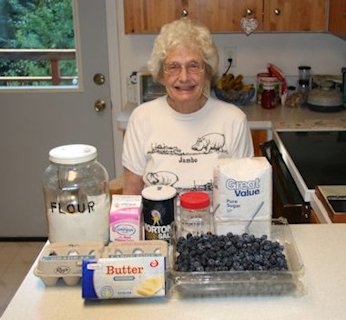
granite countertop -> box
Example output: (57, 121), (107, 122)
(244, 103), (346, 131)
(117, 102), (346, 131)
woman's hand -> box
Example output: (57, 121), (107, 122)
(122, 167), (144, 195)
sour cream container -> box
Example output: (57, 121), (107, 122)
(42, 144), (110, 244)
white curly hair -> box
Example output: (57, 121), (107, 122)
(147, 18), (219, 82)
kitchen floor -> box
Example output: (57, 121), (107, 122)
(0, 241), (44, 317)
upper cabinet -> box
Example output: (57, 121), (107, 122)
(124, 0), (263, 33)
(124, 0), (185, 34)
(263, 0), (327, 32)
(124, 0), (327, 34)
(329, 0), (346, 38)
(189, 0), (263, 33)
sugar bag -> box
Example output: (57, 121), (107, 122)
(213, 157), (272, 237)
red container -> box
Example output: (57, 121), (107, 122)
(257, 73), (280, 105)
(261, 84), (277, 109)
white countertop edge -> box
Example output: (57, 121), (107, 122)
(310, 193), (332, 224)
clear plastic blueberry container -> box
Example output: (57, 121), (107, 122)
(169, 218), (305, 297)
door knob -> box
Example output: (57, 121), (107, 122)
(93, 73), (105, 85)
(94, 99), (106, 112)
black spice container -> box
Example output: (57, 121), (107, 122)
(141, 185), (176, 242)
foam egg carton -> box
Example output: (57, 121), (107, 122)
(103, 240), (168, 258)
(34, 242), (104, 286)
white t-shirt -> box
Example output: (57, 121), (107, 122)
(122, 96), (254, 192)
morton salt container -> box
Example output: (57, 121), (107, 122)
(42, 144), (110, 244)
(141, 185), (176, 242)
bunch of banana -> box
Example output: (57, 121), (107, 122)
(215, 73), (254, 92)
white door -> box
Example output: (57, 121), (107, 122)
(0, 0), (122, 237)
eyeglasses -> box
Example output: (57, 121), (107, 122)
(163, 62), (204, 76)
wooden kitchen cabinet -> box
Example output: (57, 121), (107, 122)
(263, 0), (327, 32)
(124, 0), (327, 34)
(124, 0), (186, 33)
(251, 129), (267, 157)
(190, 0), (263, 32)
(124, 0), (262, 33)
(329, 0), (346, 38)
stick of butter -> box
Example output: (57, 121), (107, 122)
(135, 274), (164, 297)
(82, 256), (166, 299)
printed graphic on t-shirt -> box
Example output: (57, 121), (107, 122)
(191, 133), (225, 153)
(149, 133), (226, 156)
(145, 132), (226, 191)
(146, 171), (179, 186)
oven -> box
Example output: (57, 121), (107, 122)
(260, 140), (311, 223)
(261, 129), (346, 224)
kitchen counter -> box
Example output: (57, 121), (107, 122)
(2, 224), (346, 320)
(117, 101), (346, 132)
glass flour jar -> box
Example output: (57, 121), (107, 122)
(179, 191), (211, 236)
(42, 144), (110, 244)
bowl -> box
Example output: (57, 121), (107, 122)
(169, 218), (305, 296)
(213, 87), (256, 106)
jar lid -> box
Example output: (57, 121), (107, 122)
(298, 65), (311, 70)
(180, 191), (210, 210)
(142, 185), (176, 201)
(259, 76), (280, 85)
(49, 144), (97, 164)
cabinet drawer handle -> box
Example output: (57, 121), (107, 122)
(274, 8), (281, 16)
(181, 9), (188, 17)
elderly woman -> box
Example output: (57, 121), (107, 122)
(122, 18), (253, 195)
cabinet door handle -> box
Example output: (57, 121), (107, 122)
(181, 9), (188, 17)
(245, 8), (253, 16)
(274, 8), (281, 16)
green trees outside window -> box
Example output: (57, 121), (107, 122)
(0, 0), (77, 86)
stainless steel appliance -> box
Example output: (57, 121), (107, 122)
(127, 70), (166, 105)
(275, 130), (346, 200)
(261, 129), (346, 223)
(260, 140), (311, 224)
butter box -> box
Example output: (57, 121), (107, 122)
(82, 240), (168, 299)
(82, 256), (166, 299)
(109, 195), (142, 241)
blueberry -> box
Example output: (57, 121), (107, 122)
(174, 231), (288, 272)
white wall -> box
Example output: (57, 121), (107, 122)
(115, 2), (346, 104)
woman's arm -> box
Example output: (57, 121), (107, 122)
(122, 167), (144, 195)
